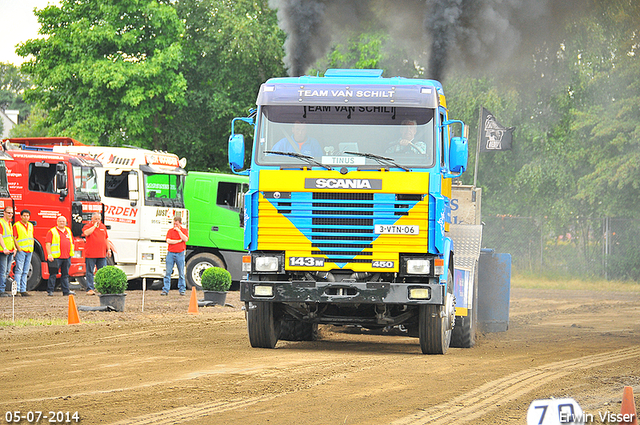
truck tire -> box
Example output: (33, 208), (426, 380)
(280, 320), (318, 341)
(451, 261), (478, 348)
(26, 251), (43, 291)
(246, 302), (280, 348)
(419, 269), (455, 354)
(186, 253), (225, 290)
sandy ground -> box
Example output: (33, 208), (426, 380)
(1, 286), (639, 424)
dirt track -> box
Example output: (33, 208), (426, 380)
(1, 287), (639, 424)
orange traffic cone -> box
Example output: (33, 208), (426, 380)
(620, 386), (638, 425)
(188, 286), (199, 314)
(67, 294), (80, 325)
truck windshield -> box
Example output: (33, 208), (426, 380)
(255, 105), (436, 169)
(73, 166), (100, 201)
(0, 162), (9, 198)
(143, 172), (185, 208)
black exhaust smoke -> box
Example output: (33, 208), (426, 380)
(269, 0), (584, 80)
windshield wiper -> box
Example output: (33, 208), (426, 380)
(344, 151), (410, 172)
(264, 150), (332, 171)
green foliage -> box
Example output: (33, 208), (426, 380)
(201, 267), (232, 292)
(9, 108), (50, 138)
(17, 0), (187, 147)
(164, 0), (287, 172)
(94, 266), (128, 294)
(312, 30), (422, 78)
(0, 62), (31, 112)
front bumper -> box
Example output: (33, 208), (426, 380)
(240, 279), (445, 305)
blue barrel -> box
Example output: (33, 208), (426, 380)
(477, 248), (511, 332)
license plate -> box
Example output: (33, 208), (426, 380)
(374, 225), (419, 235)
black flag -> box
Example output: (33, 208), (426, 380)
(479, 107), (514, 152)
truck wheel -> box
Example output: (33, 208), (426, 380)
(280, 320), (318, 341)
(74, 277), (87, 290)
(419, 269), (455, 354)
(246, 302), (280, 348)
(26, 251), (43, 291)
(186, 253), (225, 290)
(451, 261), (478, 348)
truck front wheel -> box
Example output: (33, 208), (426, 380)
(185, 253), (225, 290)
(246, 302), (281, 348)
(26, 251), (43, 291)
(419, 270), (455, 354)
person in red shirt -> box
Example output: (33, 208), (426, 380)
(45, 215), (75, 296)
(161, 215), (189, 296)
(82, 212), (113, 295)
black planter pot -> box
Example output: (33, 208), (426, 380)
(98, 293), (126, 312)
(203, 290), (227, 306)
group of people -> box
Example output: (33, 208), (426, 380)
(0, 207), (189, 297)
(0, 208), (112, 297)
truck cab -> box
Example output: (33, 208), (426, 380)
(46, 143), (188, 284)
(3, 138), (102, 290)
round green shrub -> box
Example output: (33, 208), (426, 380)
(201, 267), (232, 291)
(94, 266), (128, 294)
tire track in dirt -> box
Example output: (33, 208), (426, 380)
(391, 346), (640, 425)
(109, 347), (640, 425)
(108, 356), (406, 425)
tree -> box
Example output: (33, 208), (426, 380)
(16, 0), (187, 148)
(8, 108), (49, 138)
(164, 0), (287, 171)
(1, 63), (32, 135)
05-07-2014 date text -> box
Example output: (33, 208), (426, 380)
(4, 411), (80, 424)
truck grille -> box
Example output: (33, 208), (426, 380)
(263, 192), (425, 265)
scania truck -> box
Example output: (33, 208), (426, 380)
(229, 69), (480, 354)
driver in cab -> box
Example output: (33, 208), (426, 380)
(272, 121), (323, 157)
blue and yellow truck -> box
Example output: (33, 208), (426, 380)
(228, 69), (478, 354)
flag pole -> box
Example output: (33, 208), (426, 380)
(473, 106), (482, 188)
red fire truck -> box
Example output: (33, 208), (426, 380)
(2, 138), (103, 290)
(0, 147), (14, 225)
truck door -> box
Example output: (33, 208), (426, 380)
(102, 170), (140, 265)
(26, 161), (69, 226)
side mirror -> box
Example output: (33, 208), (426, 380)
(228, 134), (245, 172)
(55, 163), (67, 191)
(450, 136), (468, 173)
(443, 119), (469, 177)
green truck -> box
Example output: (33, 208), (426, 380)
(184, 171), (248, 288)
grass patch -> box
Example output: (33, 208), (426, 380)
(0, 318), (68, 327)
(512, 273), (640, 292)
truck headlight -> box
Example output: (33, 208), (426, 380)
(141, 253), (154, 261)
(255, 256), (279, 272)
(406, 259), (430, 274)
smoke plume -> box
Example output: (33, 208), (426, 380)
(268, 0), (584, 80)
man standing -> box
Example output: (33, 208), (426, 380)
(45, 215), (75, 296)
(162, 215), (188, 296)
(13, 209), (34, 297)
(82, 212), (112, 295)
(0, 207), (16, 297)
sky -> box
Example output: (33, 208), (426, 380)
(0, 0), (58, 65)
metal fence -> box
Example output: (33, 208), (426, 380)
(481, 216), (640, 281)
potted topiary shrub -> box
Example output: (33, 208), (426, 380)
(94, 265), (128, 312)
(201, 267), (232, 306)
